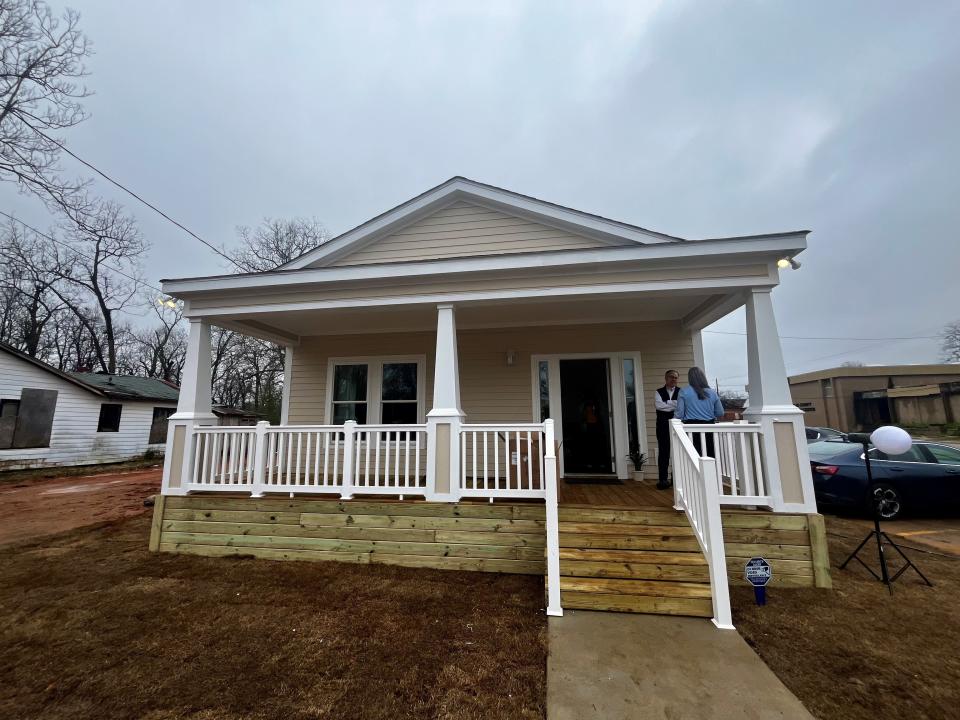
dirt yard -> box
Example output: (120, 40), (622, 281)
(0, 513), (547, 720)
(0, 465), (161, 545)
(732, 514), (960, 720)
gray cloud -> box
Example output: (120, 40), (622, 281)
(6, 0), (958, 388)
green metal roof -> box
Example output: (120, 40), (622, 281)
(69, 373), (180, 402)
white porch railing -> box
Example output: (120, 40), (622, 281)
(459, 423), (546, 499)
(682, 422), (771, 508)
(191, 426), (258, 489)
(187, 421), (430, 496)
(352, 424), (428, 496)
(670, 419), (733, 630)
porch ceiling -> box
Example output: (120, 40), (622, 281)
(228, 291), (730, 338)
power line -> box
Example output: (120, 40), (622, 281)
(0, 209), (165, 295)
(13, 111), (244, 271)
(704, 330), (940, 341)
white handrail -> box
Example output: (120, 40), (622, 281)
(671, 419), (733, 630)
(543, 419), (562, 616)
(682, 422), (770, 508)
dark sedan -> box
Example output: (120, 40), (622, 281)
(809, 439), (960, 520)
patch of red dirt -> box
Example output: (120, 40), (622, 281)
(0, 467), (161, 546)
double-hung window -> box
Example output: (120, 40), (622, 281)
(328, 356), (425, 425)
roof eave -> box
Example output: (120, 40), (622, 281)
(162, 231), (808, 298)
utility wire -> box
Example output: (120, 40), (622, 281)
(0, 209), (165, 295)
(13, 112), (244, 271)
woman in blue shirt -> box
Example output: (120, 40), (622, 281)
(676, 366), (725, 457)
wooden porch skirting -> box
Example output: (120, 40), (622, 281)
(149, 495), (547, 575)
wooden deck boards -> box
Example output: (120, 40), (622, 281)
(558, 478), (673, 509)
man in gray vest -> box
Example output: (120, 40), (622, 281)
(654, 370), (680, 489)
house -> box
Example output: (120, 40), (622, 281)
(152, 177), (830, 628)
(0, 343), (179, 471)
(789, 364), (960, 431)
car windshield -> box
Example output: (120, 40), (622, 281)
(807, 439), (856, 461)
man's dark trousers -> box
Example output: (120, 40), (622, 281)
(656, 419), (671, 485)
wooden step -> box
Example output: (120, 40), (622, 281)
(560, 559), (710, 582)
(557, 521), (694, 537)
(558, 533), (701, 551)
(560, 576), (711, 598)
(558, 548), (706, 566)
(562, 591), (713, 617)
(557, 507), (690, 526)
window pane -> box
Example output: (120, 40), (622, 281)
(382, 402), (417, 425)
(333, 364), (367, 402)
(623, 358), (639, 454)
(538, 361), (550, 421)
(382, 363), (417, 401)
(927, 444), (960, 464)
(870, 446), (926, 463)
(149, 407), (175, 444)
(97, 403), (122, 433)
(333, 402), (367, 424)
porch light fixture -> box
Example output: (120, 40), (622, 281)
(506, 350), (518, 366)
(839, 425), (932, 591)
(156, 297), (178, 308)
(776, 257), (801, 270)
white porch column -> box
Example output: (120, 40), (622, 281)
(426, 303), (464, 501)
(161, 318), (217, 496)
(280, 345), (294, 424)
(691, 329), (706, 373)
(742, 289), (817, 512)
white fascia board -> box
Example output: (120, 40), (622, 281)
(280, 178), (675, 271)
(183, 273), (776, 319)
(163, 232), (807, 297)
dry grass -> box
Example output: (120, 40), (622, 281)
(731, 515), (960, 720)
(0, 514), (547, 720)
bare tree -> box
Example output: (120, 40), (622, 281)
(942, 320), (960, 363)
(0, 217), (64, 355)
(120, 299), (186, 381)
(226, 217), (328, 272)
(0, 0), (91, 205)
(43, 197), (146, 373)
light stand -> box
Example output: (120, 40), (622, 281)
(839, 429), (932, 592)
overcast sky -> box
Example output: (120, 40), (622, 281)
(6, 0), (959, 391)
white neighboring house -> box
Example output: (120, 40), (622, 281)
(0, 343), (179, 471)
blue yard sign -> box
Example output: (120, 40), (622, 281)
(745, 557), (771, 605)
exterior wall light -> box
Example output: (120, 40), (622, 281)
(777, 257), (801, 270)
(506, 350), (518, 366)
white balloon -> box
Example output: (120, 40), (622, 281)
(870, 425), (912, 455)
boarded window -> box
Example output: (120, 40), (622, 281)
(149, 407), (175, 444)
(1, 389), (58, 449)
(97, 403), (123, 433)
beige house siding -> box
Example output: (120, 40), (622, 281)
(287, 321), (694, 475)
(328, 201), (625, 267)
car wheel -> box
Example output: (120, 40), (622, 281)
(869, 483), (903, 520)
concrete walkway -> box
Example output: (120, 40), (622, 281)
(548, 610), (814, 720)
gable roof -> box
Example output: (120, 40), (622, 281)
(0, 342), (180, 403)
(280, 176), (685, 270)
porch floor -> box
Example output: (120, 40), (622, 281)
(558, 478), (673, 509)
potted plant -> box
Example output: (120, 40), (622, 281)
(628, 442), (647, 482)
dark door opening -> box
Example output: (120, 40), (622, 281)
(559, 358), (614, 475)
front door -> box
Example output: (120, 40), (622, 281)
(559, 359), (615, 475)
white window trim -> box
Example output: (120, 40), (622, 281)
(529, 351), (647, 480)
(324, 355), (427, 425)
